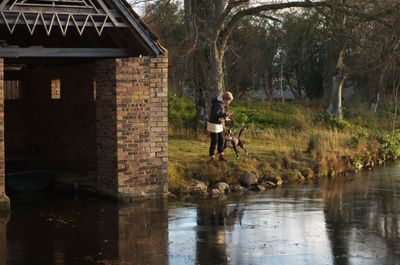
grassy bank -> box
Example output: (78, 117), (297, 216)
(168, 96), (400, 195)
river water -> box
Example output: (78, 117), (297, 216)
(1, 162), (400, 265)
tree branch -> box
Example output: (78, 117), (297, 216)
(181, 16), (199, 57)
(340, 3), (400, 31)
(254, 13), (282, 23)
(219, 1), (331, 53)
(216, 0), (249, 31)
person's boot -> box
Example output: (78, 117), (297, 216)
(219, 153), (229, 162)
(208, 156), (217, 163)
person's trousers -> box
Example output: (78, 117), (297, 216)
(209, 132), (224, 156)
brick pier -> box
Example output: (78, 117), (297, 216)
(96, 57), (168, 200)
(0, 58), (9, 210)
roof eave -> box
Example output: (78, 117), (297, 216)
(115, 0), (166, 56)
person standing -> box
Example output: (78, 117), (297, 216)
(207, 91), (234, 162)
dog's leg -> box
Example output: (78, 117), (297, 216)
(238, 140), (248, 155)
(232, 143), (239, 158)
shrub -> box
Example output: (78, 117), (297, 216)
(300, 167), (314, 179)
(320, 112), (351, 130)
(169, 96), (199, 132)
(167, 163), (188, 195)
(285, 169), (305, 183)
(229, 102), (306, 132)
(348, 135), (360, 149)
(377, 130), (400, 159)
(306, 132), (321, 154)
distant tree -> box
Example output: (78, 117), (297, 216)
(225, 18), (279, 100)
(322, 0), (348, 118)
(280, 11), (327, 100)
(322, 0), (400, 117)
(348, 0), (400, 113)
(141, 0), (186, 96)
(134, 0), (400, 121)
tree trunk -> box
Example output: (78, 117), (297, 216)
(325, 45), (346, 118)
(185, 0), (211, 124)
(324, 2), (347, 117)
(209, 1), (225, 99)
(326, 71), (345, 118)
(262, 68), (273, 101)
(192, 51), (209, 123)
(371, 91), (379, 113)
(209, 44), (225, 98)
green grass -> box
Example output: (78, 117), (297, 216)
(167, 97), (397, 195)
(169, 137), (280, 163)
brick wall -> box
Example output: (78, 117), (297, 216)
(0, 59), (3, 192)
(96, 56), (168, 200)
(95, 59), (118, 196)
(0, 58), (9, 210)
(148, 57), (168, 190)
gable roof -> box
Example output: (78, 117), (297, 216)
(0, 0), (164, 57)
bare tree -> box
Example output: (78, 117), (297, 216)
(323, 0), (347, 118)
(184, 0), (331, 122)
(323, 0), (400, 117)
(135, 0), (400, 121)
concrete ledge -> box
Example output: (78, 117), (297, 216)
(0, 195), (10, 211)
(117, 185), (168, 203)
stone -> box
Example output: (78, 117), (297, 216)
(188, 179), (208, 196)
(210, 188), (221, 196)
(240, 171), (258, 187)
(193, 179), (208, 191)
(232, 184), (246, 192)
(213, 182), (230, 194)
(276, 179), (283, 186)
(260, 180), (277, 188)
(251, 185), (266, 192)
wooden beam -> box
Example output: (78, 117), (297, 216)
(112, 0), (161, 56)
(0, 47), (136, 57)
(96, 0), (118, 26)
(0, 0), (11, 10)
(0, 12), (129, 28)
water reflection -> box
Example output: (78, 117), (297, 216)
(196, 198), (244, 265)
(167, 164), (400, 265)
(322, 167), (400, 265)
(323, 178), (350, 265)
(4, 194), (168, 265)
(1, 163), (400, 265)
(117, 200), (168, 265)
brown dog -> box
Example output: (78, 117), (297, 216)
(223, 128), (248, 158)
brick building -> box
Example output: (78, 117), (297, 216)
(0, 0), (168, 210)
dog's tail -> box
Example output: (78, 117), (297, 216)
(238, 128), (246, 138)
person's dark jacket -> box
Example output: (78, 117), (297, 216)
(208, 96), (228, 124)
